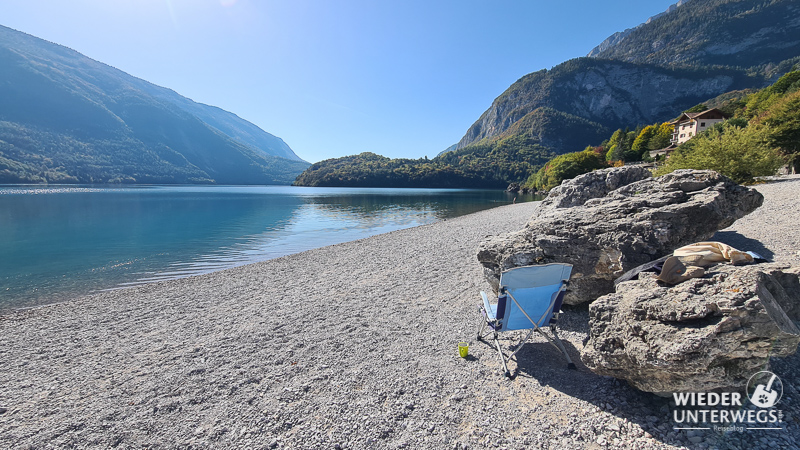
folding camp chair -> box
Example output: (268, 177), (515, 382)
(477, 263), (575, 378)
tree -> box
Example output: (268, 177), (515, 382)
(761, 90), (800, 171)
(648, 122), (674, 150)
(631, 125), (656, 152)
(527, 149), (607, 191)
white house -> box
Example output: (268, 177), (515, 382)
(670, 108), (729, 145)
(650, 108), (729, 159)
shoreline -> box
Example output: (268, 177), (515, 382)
(1, 177), (799, 448)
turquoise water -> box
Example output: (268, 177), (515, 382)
(0, 185), (534, 311)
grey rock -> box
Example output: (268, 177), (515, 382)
(581, 263), (800, 394)
(477, 167), (763, 304)
(539, 165), (652, 209)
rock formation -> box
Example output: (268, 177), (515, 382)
(580, 263), (800, 394)
(477, 167), (763, 304)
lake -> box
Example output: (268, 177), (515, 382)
(0, 185), (536, 311)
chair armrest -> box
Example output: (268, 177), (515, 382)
(480, 291), (496, 319)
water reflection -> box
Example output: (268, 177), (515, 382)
(0, 185), (537, 310)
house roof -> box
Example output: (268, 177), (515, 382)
(669, 108), (729, 125)
(649, 143), (678, 157)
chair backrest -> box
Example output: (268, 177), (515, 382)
(497, 263), (572, 331)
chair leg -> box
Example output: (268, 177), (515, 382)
(492, 333), (511, 378)
(550, 326), (576, 370)
(476, 317), (488, 341)
(533, 326), (576, 370)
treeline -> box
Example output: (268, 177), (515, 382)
(655, 69), (800, 182)
(524, 117), (673, 191)
(293, 135), (556, 188)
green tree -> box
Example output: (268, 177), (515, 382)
(760, 90), (800, 171)
(631, 125), (656, 152)
(655, 124), (784, 184)
(649, 122), (674, 150)
(527, 149), (607, 191)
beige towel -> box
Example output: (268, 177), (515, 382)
(656, 256), (705, 285)
(673, 241), (754, 266)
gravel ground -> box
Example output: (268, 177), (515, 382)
(1, 176), (799, 450)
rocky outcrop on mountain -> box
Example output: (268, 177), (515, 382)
(589, 0), (800, 69)
(456, 59), (749, 152)
(587, 1), (685, 58)
(476, 167), (763, 304)
(580, 263), (800, 394)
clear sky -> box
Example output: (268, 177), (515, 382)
(0, 0), (679, 163)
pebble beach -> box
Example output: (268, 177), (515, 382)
(1, 176), (799, 449)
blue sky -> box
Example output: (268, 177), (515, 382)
(1, 0), (679, 163)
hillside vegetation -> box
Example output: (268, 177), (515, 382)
(524, 69), (800, 190)
(655, 70), (800, 182)
(293, 137), (556, 188)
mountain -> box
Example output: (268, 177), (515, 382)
(0, 25), (309, 185)
(587, 1), (686, 57)
(455, 58), (753, 150)
(436, 143), (459, 158)
(456, 0), (800, 153)
(588, 0), (800, 70)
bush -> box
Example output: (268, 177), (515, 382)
(525, 149), (607, 191)
(654, 124), (784, 184)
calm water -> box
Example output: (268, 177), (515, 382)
(0, 185), (535, 311)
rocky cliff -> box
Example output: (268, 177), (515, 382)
(457, 58), (750, 151)
(589, 0), (800, 69)
(586, 1), (685, 58)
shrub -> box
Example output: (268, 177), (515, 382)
(525, 149), (607, 191)
(654, 124), (784, 184)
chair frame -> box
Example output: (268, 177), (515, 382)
(477, 264), (576, 378)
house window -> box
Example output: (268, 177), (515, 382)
(700, 122), (706, 127)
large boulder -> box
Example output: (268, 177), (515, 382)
(580, 263), (800, 394)
(477, 167), (763, 304)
